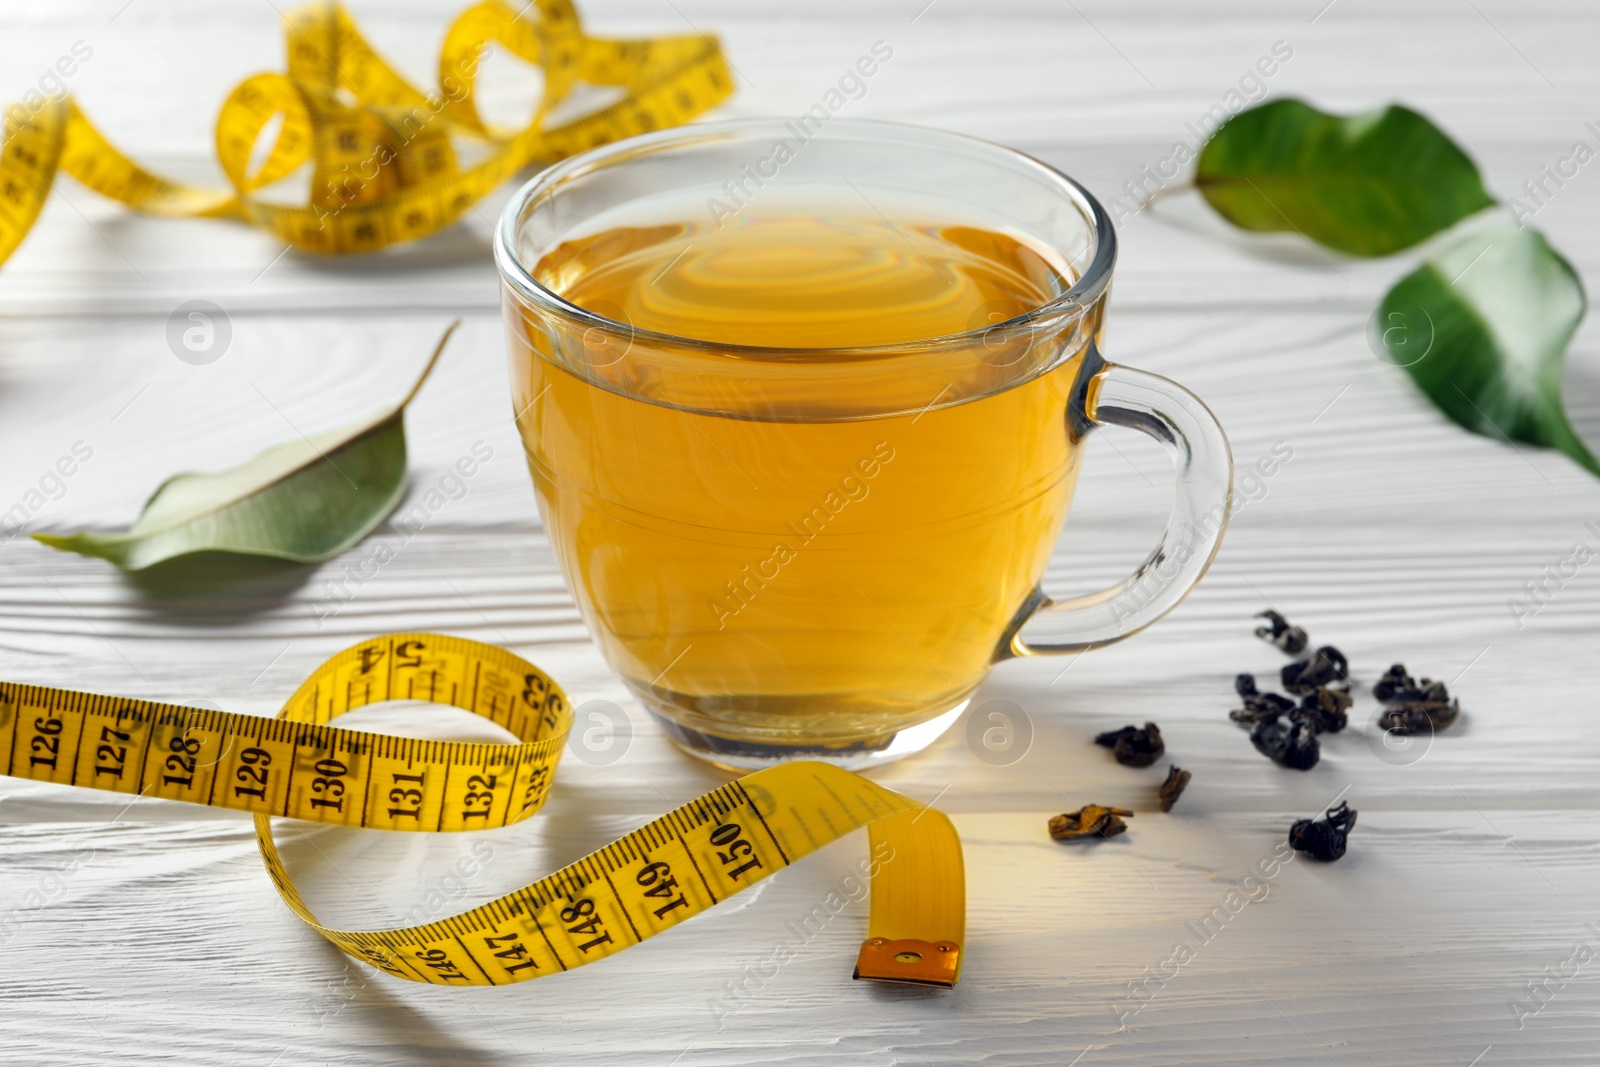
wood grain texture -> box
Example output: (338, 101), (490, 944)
(2, 0), (1599, 1063)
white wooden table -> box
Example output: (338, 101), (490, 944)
(3, 1), (1598, 1063)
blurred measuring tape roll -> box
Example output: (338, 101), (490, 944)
(0, 0), (732, 265)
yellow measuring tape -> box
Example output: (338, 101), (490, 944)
(0, 633), (964, 987)
(0, 0), (732, 266)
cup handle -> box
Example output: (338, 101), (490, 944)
(1001, 342), (1234, 658)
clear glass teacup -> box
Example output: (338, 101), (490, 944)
(496, 119), (1232, 770)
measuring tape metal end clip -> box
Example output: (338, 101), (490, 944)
(854, 938), (962, 988)
(0, 633), (965, 988)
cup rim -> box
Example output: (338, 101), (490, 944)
(494, 117), (1117, 359)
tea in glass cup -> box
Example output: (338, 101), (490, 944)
(496, 120), (1231, 769)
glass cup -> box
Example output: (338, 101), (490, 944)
(495, 119), (1232, 770)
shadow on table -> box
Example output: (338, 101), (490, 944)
(300, 946), (513, 1063)
(1561, 364), (1600, 460)
(1143, 198), (1345, 270)
(122, 551), (315, 625)
(278, 223), (496, 278)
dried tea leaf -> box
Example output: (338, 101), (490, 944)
(1281, 645), (1349, 695)
(1049, 805), (1134, 841)
(1231, 688), (1294, 726)
(1254, 610), (1308, 655)
(1195, 99), (1494, 256)
(1374, 663), (1420, 702)
(1379, 700), (1460, 734)
(1289, 801), (1358, 862)
(1293, 686), (1351, 734)
(1380, 218), (1598, 479)
(1094, 722), (1165, 767)
(1374, 662), (1461, 732)
(36, 322), (459, 570)
(1158, 766), (1191, 813)
(1251, 718), (1320, 770)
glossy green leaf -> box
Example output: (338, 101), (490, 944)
(1195, 98), (1495, 256)
(36, 321), (459, 570)
(1377, 218), (1597, 476)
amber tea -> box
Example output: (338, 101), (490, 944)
(510, 208), (1086, 755)
(498, 120), (1232, 769)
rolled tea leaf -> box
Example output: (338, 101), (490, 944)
(36, 321), (459, 569)
(1195, 99), (1494, 256)
(1377, 218), (1598, 478)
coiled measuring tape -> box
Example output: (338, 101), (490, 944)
(0, 0), (731, 266)
(0, 633), (965, 988)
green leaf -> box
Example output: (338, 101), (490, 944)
(36, 321), (460, 570)
(1377, 217), (1597, 477)
(1195, 98), (1495, 257)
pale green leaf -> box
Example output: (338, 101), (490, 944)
(36, 321), (459, 569)
(1377, 218), (1597, 476)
